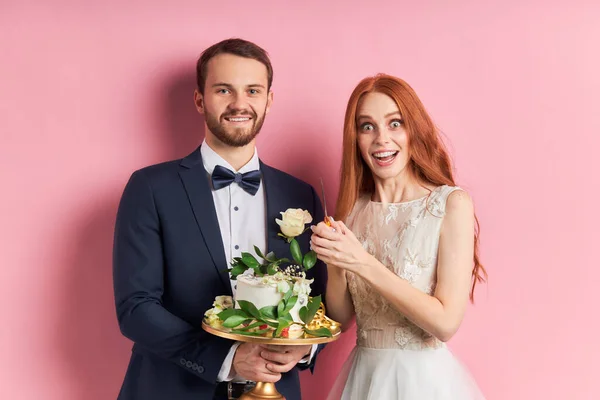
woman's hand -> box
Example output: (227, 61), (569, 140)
(310, 219), (372, 274)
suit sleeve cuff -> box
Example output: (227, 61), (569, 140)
(217, 342), (242, 382)
(298, 344), (318, 364)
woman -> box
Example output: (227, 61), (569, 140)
(310, 74), (487, 399)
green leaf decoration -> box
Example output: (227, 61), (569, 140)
(222, 315), (249, 328)
(237, 300), (262, 320)
(265, 251), (277, 262)
(283, 295), (298, 314)
(230, 328), (270, 337)
(303, 250), (317, 270)
(267, 263), (279, 275)
(304, 327), (333, 338)
(236, 321), (264, 331)
(277, 299), (285, 318)
(278, 313), (293, 324)
(290, 239), (303, 265)
(254, 246), (266, 260)
(299, 306), (308, 324)
(259, 306), (277, 320)
(283, 288), (293, 303)
(241, 252), (259, 269)
(252, 265), (264, 276)
(263, 319), (279, 328)
(218, 309), (248, 321)
(304, 295), (322, 324)
(230, 264), (247, 278)
(275, 317), (293, 337)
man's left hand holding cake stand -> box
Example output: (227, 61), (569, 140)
(202, 303), (340, 400)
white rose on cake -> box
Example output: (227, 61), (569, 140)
(276, 208), (313, 238)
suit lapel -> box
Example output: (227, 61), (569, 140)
(261, 162), (290, 260)
(179, 147), (231, 294)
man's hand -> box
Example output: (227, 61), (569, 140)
(260, 345), (312, 374)
(232, 343), (281, 383)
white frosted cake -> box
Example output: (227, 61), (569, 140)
(234, 271), (312, 324)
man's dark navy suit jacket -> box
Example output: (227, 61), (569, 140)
(113, 146), (327, 399)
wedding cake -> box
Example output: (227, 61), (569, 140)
(203, 208), (335, 339)
(234, 271), (311, 323)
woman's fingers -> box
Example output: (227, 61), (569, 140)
(328, 218), (346, 235)
(311, 221), (339, 241)
(310, 233), (334, 249)
(311, 242), (335, 261)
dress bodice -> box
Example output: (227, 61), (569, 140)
(346, 185), (461, 350)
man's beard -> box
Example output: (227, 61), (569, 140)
(205, 108), (267, 147)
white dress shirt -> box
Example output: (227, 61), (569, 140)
(199, 141), (316, 382)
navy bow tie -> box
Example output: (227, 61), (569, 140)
(211, 165), (262, 196)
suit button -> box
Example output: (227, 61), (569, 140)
(197, 365), (205, 373)
(192, 363), (198, 370)
(186, 361), (192, 368)
(180, 358), (186, 365)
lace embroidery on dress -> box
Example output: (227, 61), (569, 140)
(345, 185), (461, 350)
(384, 204), (399, 225)
(400, 249), (435, 283)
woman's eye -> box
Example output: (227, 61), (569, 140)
(390, 120), (403, 128)
(360, 123), (374, 131)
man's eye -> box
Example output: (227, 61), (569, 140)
(249, 89), (259, 95)
(218, 89), (230, 94)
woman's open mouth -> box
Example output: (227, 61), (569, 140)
(372, 150), (398, 166)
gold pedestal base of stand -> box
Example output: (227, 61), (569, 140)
(239, 382), (285, 400)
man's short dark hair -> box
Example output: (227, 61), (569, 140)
(196, 38), (273, 93)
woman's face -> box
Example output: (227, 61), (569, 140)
(356, 92), (410, 183)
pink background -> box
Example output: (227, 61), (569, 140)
(2, 1), (599, 399)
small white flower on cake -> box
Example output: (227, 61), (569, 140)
(276, 208), (313, 238)
(293, 275), (313, 296)
(277, 280), (291, 293)
(213, 295), (233, 309)
(204, 306), (224, 328)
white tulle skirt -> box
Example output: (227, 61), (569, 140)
(327, 346), (485, 400)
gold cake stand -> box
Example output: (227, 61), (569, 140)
(202, 310), (341, 399)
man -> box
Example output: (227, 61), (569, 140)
(113, 38), (327, 399)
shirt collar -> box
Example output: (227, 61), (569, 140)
(200, 139), (260, 175)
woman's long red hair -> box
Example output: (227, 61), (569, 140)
(335, 74), (487, 301)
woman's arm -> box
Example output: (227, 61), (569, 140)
(312, 220), (356, 330)
(324, 266), (355, 331)
(311, 190), (475, 341)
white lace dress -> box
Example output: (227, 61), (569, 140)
(327, 186), (485, 400)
